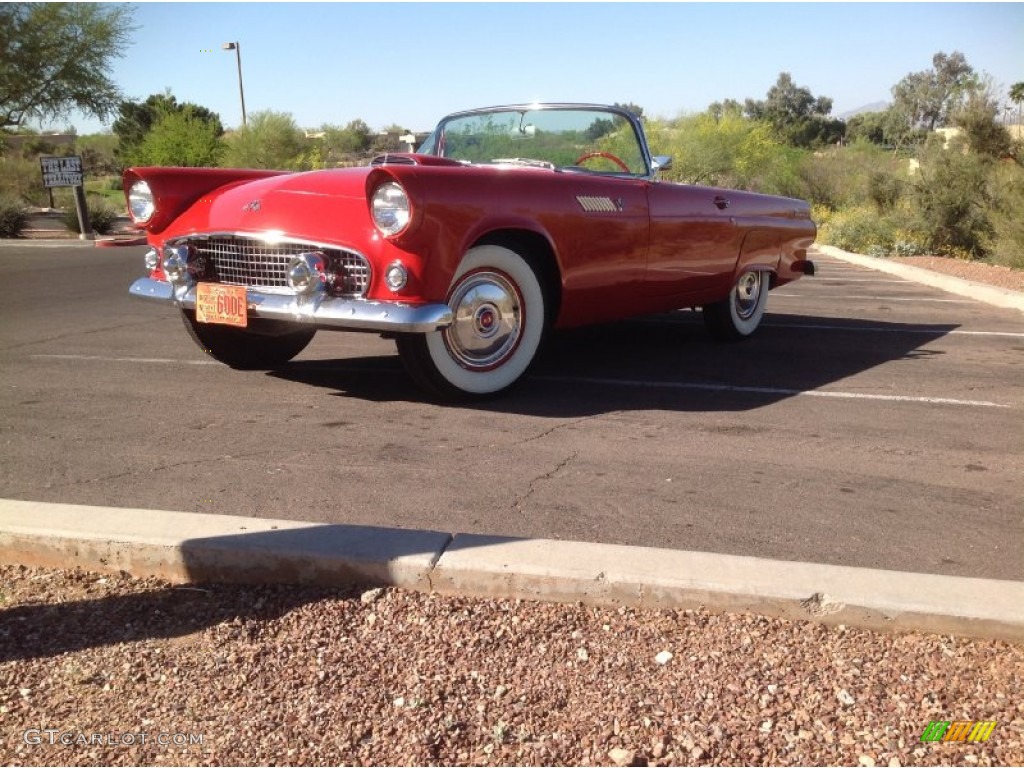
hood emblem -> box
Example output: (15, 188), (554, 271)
(243, 199), (262, 213)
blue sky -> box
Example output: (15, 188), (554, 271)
(64, 2), (1024, 135)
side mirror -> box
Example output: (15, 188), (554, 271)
(652, 155), (673, 171)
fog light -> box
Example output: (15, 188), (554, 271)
(162, 245), (191, 285)
(384, 261), (408, 292)
(286, 252), (327, 295)
(144, 248), (160, 271)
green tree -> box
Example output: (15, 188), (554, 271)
(613, 102), (645, 119)
(744, 73), (844, 148)
(0, 3), (135, 130)
(113, 91), (224, 165)
(325, 119), (372, 156)
(953, 81), (1014, 161)
(1009, 81), (1024, 127)
(222, 110), (308, 169)
(133, 107), (224, 167)
(890, 51), (976, 132)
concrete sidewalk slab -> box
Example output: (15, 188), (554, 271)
(816, 244), (1024, 313)
(2, 498), (1022, 641)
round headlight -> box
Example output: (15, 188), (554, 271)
(128, 181), (155, 223)
(371, 181), (410, 237)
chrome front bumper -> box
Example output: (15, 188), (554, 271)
(129, 278), (453, 333)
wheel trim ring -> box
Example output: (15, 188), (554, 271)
(734, 271), (763, 321)
(442, 269), (525, 372)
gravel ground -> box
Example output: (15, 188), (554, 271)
(1, 565), (1021, 767)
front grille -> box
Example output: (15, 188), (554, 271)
(181, 235), (371, 297)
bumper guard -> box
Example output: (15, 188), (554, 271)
(129, 278), (453, 333)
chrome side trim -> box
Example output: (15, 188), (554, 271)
(128, 277), (453, 333)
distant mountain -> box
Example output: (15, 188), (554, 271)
(837, 102), (889, 120)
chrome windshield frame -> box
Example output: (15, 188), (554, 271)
(418, 103), (657, 179)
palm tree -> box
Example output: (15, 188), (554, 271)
(1010, 82), (1024, 128)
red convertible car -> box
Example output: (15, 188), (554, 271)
(127, 103), (816, 398)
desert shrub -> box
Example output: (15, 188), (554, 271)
(817, 205), (896, 254)
(867, 170), (904, 212)
(0, 157), (48, 206)
(908, 137), (993, 258)
(982, 163), (1024, 269)
(648, 113), (787, 192)
(0, 195), (28, 238)
(61, 199), (120, 235)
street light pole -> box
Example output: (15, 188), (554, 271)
(222, 41), (247, 128)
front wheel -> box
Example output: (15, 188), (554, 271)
(181, 310), (316, 369)
(396, 245), (547, 399)
(703, 270), (769, 341)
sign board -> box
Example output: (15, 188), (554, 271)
(40, 155), (83, 188)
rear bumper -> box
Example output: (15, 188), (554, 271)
(129, 277), (453, 333)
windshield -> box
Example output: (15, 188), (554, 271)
(418, 106), (649, 176)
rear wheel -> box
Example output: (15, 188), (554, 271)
(703, 270), (768, 341)
(181, 310), (316, 369)
(396, 245), (546, 399)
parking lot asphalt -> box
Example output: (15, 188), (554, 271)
(0, 242), (1021, 599)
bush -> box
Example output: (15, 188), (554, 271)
(61, 199), (120, 235)
(983, 163), (1024, 270)
(0, 195), (28, 238)
(867, 170), (904, 212)
(817, 205), (896, 254)
(909, 138), (993, 258)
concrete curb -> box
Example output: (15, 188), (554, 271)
(815, 244), (1024, 313)
(2, 499), (1022, 642)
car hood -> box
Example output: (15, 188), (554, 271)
(163, 167), (381, 247)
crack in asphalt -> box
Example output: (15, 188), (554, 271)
(0, 318), (164, 353)
(512, 450), (580, 516)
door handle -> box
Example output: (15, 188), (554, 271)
(713, 195), (730, 210)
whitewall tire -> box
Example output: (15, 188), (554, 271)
(396, 245), (547, 398)
(703, 270), (769, 341)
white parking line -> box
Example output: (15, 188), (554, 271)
(26, 354), (1015, 408)
(655, 317), (1023, 338)
(536, 375), (1013, 409)
(768, 323), (1024, 338)
(773, 294), (973, 303)
(807, 278), (913, 283)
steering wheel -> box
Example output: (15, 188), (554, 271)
(575, 151), (631, 173)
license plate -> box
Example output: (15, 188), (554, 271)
(196, 283), (248, 327)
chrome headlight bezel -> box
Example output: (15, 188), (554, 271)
(370, 181), (411, 237)
(128, 181), (155, 223)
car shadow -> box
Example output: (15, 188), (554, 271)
(268, 312), (960, 416)
(0, 579), (349, 663)
(0, 523), (469, 662)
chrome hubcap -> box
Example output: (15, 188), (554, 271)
(734, 271), (763, 320)
(444, 271), (523, 370)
